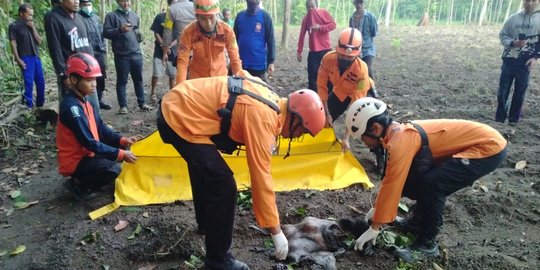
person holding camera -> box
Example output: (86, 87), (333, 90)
(495, 0), (540, 124)
(103, 0), (152, 114)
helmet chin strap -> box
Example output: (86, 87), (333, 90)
(363, 117), (393, 142)
(283, 113), (299, 160)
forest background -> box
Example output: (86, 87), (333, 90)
(0, 0), (528, 104)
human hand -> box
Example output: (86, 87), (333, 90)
(526, 58), (537, 72)
(297, 53), (302, 62)
(364, 207), (375, 223)
(17, 59), (26, 70)
(121, 23), (133, 33)
(354, 226), (379, 251)
(123, 151), (138, 163)
(341, 137), (351, 152)
(267, 64), (275, 79)
(25, 20), (35, 29)
(271, 231), (289, 260)
(125, 135), (142, 146)
(513, 39), (526, 48)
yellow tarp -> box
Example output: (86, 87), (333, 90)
(89, 128), (372, 219)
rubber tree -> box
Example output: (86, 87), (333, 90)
(281, 0), (291, 49)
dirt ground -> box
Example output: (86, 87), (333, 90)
(1, 25), (539, 270)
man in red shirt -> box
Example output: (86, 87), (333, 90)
(297, 0), (336, 92)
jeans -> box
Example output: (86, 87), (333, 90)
(114, 54), (146, 108)
(74, 156), (121, 192)
(495, 62), (530, 123)
(402, 147), (507, 241)
(362, 55), (374, 79)
(21, 55), (45, 108)
(157, 110), (237, 266)
(307, 50), (330, 91)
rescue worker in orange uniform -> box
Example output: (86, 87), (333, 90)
(176, 0), (242, 84)
(347, 98), (507, 261)
(317, 27), (372, 127)
(157, 71), (326, 269)
(57, 53), (138, 200)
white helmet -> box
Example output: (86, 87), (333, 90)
(345, 97), (387, 139)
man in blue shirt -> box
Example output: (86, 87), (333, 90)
(234, 0), (275, 80)
(349, 0), (378, 78)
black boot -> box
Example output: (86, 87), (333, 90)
(205, 258), (250, 270)
(393, 236), (439, 262)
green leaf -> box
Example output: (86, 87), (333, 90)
(14, 201), (29, 209)
(121, 207), (143, 212)
(10, 245), (26, 256)
(10, 190), (21, 199)
(128, 224), (142, 240)
(263, 238), (274, 249)
(398, 202), (409, 213)
(81, 232), (100, 244)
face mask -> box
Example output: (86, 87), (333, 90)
(338, 58), (355, 73)
(81, 6), (93, 16)
(247, 1), (260, 14)
(118, 4), (130, 13)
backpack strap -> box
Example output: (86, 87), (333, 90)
(410, 122), (429, 147)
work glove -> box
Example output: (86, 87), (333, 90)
(354, 226), (379, 251)
(364, 207), (375, 223)
(271, 231), (289, 260)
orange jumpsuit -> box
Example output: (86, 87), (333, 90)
(176, 21), (242, 84)
(316, 51), (371, 103)
(161, 72), (286, 228)
(372, 120), (507, 224)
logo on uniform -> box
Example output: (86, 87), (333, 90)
(255, 22), (262, 32)
(70, 106), (81, 118)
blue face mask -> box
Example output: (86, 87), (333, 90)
(81, 6), (93, 16)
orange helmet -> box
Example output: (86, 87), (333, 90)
(194, 0), (220, 15)
(288, 89), (326, 137)
(66, 53), (102, 78)
(336, 28), (362, 56)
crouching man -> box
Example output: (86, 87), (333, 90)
(57, 53), (139, 200)
(347, 98), (507, 261)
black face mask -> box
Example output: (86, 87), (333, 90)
(338, 58), (354, 74)
(247, 1), (260, 14)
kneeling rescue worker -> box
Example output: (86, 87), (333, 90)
(347, 97), (507, 261)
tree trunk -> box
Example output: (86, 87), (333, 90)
(447, 0), (454, 25)
(392, 0), (398, 22)
(478, 0), (489, 26)
(516, 1), (522, 13)
(469, 0), (474, 23)
(100, 0), (106, 21)
(384, 0), (392, 27)
(281, 0), (291, 49)
(504, 0), (513, 21)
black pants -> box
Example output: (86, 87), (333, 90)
(157, 110), (237, 267)
(307, 50), (330, 91)
(327, 94), (351, 122)
(402, 147), (507, 240)
(245, 68), (266, 81)
(94, 52), (107, 102)
(74, 156), (121, 192)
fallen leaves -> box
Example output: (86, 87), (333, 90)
(80, 232), (100, 245)
(114, 220), (129, 232)
(128, 224), (143, 240)
(10, 245), (26, 256)
(515, 160), (527, 170)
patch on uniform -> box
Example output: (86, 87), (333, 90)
(179, 43), (187, 52)
(255, 22), (262, 32)
(216, 34), (226, 42)
(70, 106), (81, 118)
(356, 79), (366, 90)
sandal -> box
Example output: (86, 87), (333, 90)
(139, 104), (153, 111)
